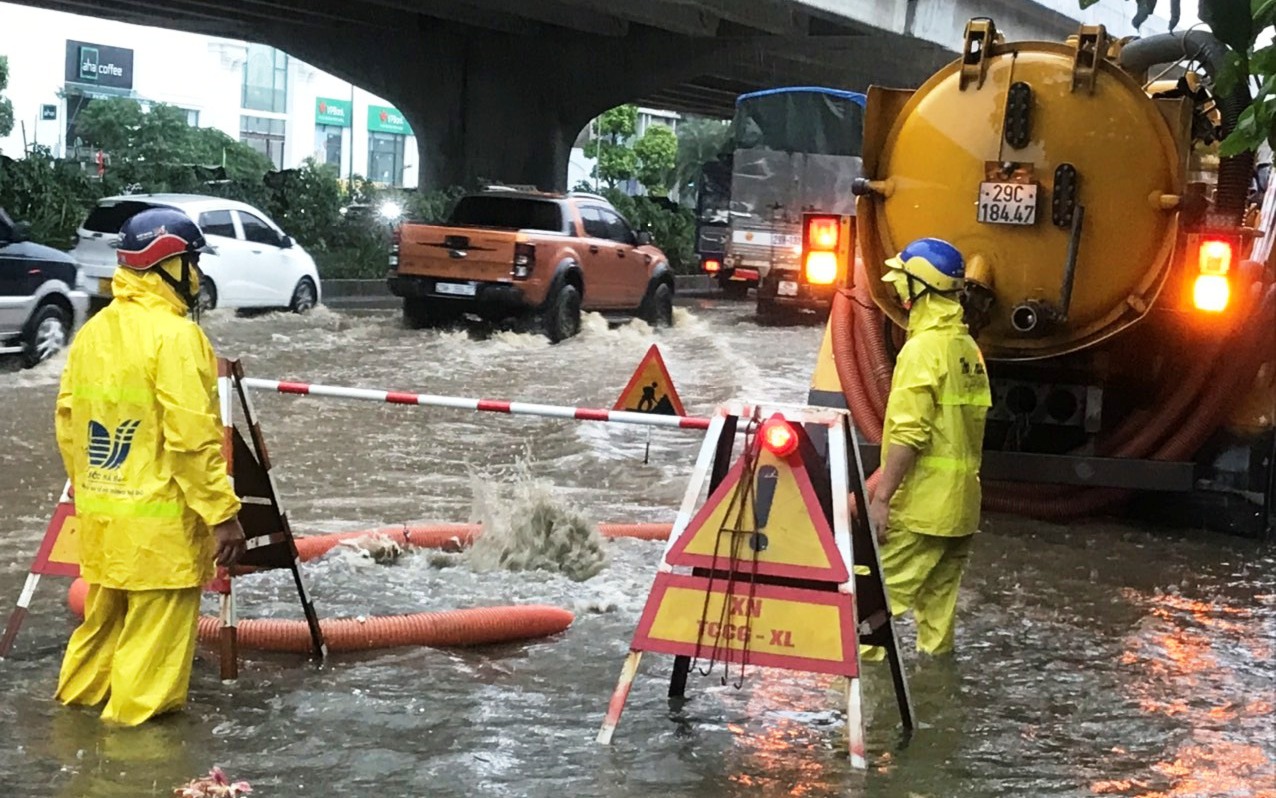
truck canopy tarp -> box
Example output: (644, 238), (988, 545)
(729, 90), (865, 225)
(733, 89), (865, 157)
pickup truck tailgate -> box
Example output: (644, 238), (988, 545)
(397, 225), (516, 282)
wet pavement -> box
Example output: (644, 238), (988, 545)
(1, 301), (1273, 797)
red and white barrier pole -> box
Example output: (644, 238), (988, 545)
(240, 378), (713, 431)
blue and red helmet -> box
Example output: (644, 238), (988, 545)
(884, 237), (965, 293)
(116, 208), (207, 270)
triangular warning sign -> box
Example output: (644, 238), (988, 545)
(30, 483), (80, 579)
(665, 444), (848, 583)
(614, 344), (685, 416)
(598, 404), (915, 765)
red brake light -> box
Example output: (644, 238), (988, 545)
(760, 415), (798, 457)
(702, 257), (721, 274)
(806, 216), (839, 251)
(1198, 239), (1233, 275)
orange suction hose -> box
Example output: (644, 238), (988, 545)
(66, 578), (575, 652)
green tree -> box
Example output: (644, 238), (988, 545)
(674, 116), (732, 204)
(633, 124), (677, 196)
(0, 147), (100, 247)
(75, 97), (272, 190)
(0, 55), (14, 140)
(583, 104), (638, 188)
(1089, 0), (1275, 154)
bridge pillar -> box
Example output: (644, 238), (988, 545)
(267, 20), (723, 192)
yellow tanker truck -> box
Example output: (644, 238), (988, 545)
(809, 19), (1276, 537)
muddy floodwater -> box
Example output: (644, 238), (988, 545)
(1, 302), (1273, 797)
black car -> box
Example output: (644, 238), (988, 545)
(0, 210), (89, 368)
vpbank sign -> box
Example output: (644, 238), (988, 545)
(367, 105), (411, 135)
(316, 97), (352, 127)
(65, 40), (134, 90)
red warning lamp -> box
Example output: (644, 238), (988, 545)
(702, 257), (722, 274)
(760, 415), (799, 457)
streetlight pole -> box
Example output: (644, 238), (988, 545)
(348, 80), (355, 186)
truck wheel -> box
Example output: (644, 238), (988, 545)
(721, 280), (749, 300)
(22, 303), (71, 368)
(641, 282), (675, 328)
(543, 284), (581, 343)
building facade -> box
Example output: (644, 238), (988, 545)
(0, 3), (419, 186)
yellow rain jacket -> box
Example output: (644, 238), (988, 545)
(880, 292), (991, 537)
(54, 261), (240, 590)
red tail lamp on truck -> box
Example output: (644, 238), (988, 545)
(1192, 237), (1234, 313)
(801, 213), (852, 286)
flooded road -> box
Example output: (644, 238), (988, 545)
(1, 302), (1273, 797)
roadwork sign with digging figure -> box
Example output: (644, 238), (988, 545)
(614, 344), (686, 416)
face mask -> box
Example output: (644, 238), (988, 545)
(882, 269), (914, 309)
(156, 255), (203, 318)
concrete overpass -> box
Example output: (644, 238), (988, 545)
(7, 0), (1162, 190)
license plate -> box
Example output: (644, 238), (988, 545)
(778, 280), (799, 297)
(435, 282), (476, 297)
(977, 182), (1038, 225)
(98, 277), (113, 296)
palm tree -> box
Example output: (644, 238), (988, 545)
(674, 116), (732, 206)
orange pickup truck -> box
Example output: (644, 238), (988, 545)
(388, 190), (675, 341)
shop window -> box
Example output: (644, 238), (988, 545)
(242, 44), (287, 113)
(241, 115), (286, 170)
(368, 132), (405, 187)
(315, 124), (343, 168)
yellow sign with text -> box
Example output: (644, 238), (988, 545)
(632, 574), (858, 676)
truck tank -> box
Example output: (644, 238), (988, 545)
(855, 21), (1215, 360)
(835, 19), (1276, 536)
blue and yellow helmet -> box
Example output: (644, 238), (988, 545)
(884, 238), (965, 294)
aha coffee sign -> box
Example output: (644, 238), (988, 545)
(65, 40), (134, 89)
(367, 104), (411, 135)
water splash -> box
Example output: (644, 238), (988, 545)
(463, 459), (608, 582)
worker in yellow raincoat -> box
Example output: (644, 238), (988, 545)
(53, 208), (245, 725)
(866, 238), (990, 658)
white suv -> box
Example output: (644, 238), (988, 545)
(72, 194), (321, 313)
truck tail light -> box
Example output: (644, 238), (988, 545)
(512, 242), (536, 279)
(389, 227), (401, 270)
(1194, 275), (1230, 312)
(802, 214), (842, 285)
(702, 257), (721, 274)
(1193, 238), (1235, 312)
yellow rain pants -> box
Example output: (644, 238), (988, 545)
(861, 531), (974, 661)
(55, 584), (202, 726)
